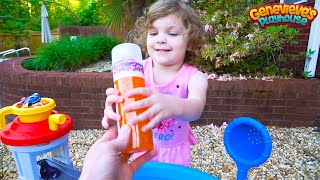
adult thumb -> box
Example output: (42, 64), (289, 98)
(113, 124), (131, 152)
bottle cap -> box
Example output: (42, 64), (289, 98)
(112, 43), (143, 66)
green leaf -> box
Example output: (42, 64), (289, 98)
(308, 49), (316, 55)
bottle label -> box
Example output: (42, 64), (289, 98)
(113, 61), (144, 81)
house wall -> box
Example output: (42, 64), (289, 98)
(267, 0), (319, 77)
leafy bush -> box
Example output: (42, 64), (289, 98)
(22, 35), (120, 71)
(188, 0), (305, 77)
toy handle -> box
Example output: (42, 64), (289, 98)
(48, 114), (66, 131)
(0, 106), (14, 130)
(236, 165), (249, 180)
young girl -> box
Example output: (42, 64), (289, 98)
(102, 0), (207, 167)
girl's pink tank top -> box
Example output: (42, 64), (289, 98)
(143, 57), (197, 148)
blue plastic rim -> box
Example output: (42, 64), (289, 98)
(224, 117), (272, 168)
(133, 162), (219, 180)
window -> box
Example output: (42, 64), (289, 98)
(280, 0), (307, 4)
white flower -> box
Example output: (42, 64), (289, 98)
(215, 57), (222, 68)
(226, 22), (230, 29)
(230, 55), (235, 62)
(231, 51), (240, 57)
(229, 51), (240, 62)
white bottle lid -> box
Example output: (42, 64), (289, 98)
(111, 43), (143, 67)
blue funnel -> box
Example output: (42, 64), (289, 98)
(224, 117), (272, 179)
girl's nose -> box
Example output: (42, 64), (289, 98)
(156, 34), (166, 44)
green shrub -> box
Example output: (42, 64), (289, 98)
(22, 35), (121, 71)
(189, 0), (305, 77)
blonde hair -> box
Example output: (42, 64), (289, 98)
(134, 0), (205, 64)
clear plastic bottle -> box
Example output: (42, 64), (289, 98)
(111, 43), (153, 155)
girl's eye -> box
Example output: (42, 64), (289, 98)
(149, 32), (158, 36)
(169, 32), (178, 36)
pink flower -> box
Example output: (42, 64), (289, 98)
(206, 73), (217, 79)
(244, 42), (250, 49)
(221, 122), (228, 129)
(204, 24), (213, 32)
(207, 123), (215, 129)
(246, 33), (254, 40)
(235, 74), (247, 80)
(230, 31), (238, 39)
(208, 123), (229, 137)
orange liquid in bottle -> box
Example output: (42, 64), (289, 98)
(115, 76), (154, 155)
(111, 43), (153, 155)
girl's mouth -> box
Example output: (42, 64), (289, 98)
(156, 49), (170, 52)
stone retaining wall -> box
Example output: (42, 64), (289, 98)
(0, 57), (319, 129)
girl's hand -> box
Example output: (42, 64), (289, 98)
(123, 88), (177, 132)
(122, 71), (208, 132)
(102, 88), (124, 129)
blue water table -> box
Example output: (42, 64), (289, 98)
(0, 93), (80, 180)
(134, 162), (219, 180)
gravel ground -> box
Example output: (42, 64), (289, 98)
(77, 60), (112, 72)
(1, 125), (319, 179)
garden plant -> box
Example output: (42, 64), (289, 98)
(189, 0), (306, 77)
(22, 35), (120, 71)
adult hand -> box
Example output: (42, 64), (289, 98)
(79, 125), (157, 180)
(102, 88), (124, 129)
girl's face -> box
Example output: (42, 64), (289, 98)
(146, 14), (188, 68)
